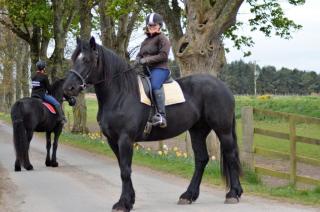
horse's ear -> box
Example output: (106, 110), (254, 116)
(90, 36), (96, 50)
(76, 37), (81, 45)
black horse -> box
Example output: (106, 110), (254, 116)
(11, 78), (74, 171)
(63, 37), (242, 211)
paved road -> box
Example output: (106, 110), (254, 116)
(0, 121), (318, 212)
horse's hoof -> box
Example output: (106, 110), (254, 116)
(14, 166), (21, 172)
(25, 164), (34, 171)
(178, 198), (192, 205)
(51, 161), (59, 167)
(224, 197), (239, 204)
(45, 161), (51, 167)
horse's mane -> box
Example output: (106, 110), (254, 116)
(72, 40), (139, 97)
(51, 78), (65, 100)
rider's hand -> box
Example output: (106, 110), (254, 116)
(134, 57), (141, 66)
(139, 58), (147, 65)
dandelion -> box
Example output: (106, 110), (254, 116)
(176, 151), (182, 157)
(147, 147), (151, 151)
(183, 153), (188, 158)
(158, 150), (163, 155)
(211, 156), (216, 161)
(163, 144), (168, 151)
(173, 146), (178, 151)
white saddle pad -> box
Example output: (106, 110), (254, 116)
(138, 77), (185, 106)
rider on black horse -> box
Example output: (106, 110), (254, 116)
(31, 60), (66, 124)
(135, 12), (171, 128)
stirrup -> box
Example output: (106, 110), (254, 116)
(152, 114), (167, 128)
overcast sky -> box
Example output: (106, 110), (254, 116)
(226, 0), (320, 72)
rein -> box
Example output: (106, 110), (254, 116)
(69, 64), (139, 89)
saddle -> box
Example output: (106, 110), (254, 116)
(42, 102), (57, 114)
(137, 72), (185, 137)
(31, 95), (56, 114)
(138, 75), (185, 106)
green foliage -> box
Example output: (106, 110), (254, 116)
(6, 0), (52, 28)
(247, 0), (304, 38)
(219, 60), (320, 95)
(224, 22), (255, 57)
(224, 0), (305, 56)
(106, 0), (135, 19)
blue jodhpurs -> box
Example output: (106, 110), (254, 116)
(150, 68), (170, 90)
(43, 94), (60, 108)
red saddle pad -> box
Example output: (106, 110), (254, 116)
(42, 102), (56, 114)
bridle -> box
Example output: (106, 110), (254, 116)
(69, 69), (89, 89)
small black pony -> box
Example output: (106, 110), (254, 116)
(11, 78), (73, 171)
(63, 37), (243, 211)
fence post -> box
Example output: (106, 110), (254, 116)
(241, 107), (254, 170)
(289, 116), (297, 185)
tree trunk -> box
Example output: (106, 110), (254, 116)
(21, 43), (30, 97)
(2, 58), (14, 112)
(71, 92), (89, 133)
(50, 0), (75, 80)
(99, 0), (140, 60)
(29, 27), (41, 73)
(177, 38), (226, 76)
(71, 0), (92, 133)
(15, 41), (23, 100)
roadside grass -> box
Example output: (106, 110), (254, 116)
(59, 132), (320, 206)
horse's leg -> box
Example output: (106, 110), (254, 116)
(178, 126), (210, 204)
(51, 127), (62, 167)
(110, 134), (135, 212)
(45, 132), (52, 166)
(24, 130), (34, 170)
(217, 130), (243, 203)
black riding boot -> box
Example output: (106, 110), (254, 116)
(55, 105), (67, 124)
(152, 89), (167, 128)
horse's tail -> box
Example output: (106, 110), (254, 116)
(220, 113), (242, 188)
(11, 101), (28, 166)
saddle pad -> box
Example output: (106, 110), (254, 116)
(138, 77), (185, 106)
(42, 102), (56, 114)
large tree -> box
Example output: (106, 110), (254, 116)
(71, 0), (93, 133)
(0, 0), (52, 72)
(146, 0), (304, 76)
(50, 0), (76, 79)
(145, 0), (304, 158)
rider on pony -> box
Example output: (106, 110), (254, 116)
(31, 60), (66, 124)
(135, 12), (171, 128)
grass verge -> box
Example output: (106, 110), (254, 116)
(60, 132), (320, 206)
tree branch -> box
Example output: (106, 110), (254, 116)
(209, 0), (244, 40)
(0, 18), (30, 42)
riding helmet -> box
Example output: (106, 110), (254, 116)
(145, 13), (163, 27)
(36, 60), (46, 70)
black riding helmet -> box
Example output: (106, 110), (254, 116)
(145, 13), (163, 27)
(36, 60), (46, 71)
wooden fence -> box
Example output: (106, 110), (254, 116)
(241, 107), (320, 186)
